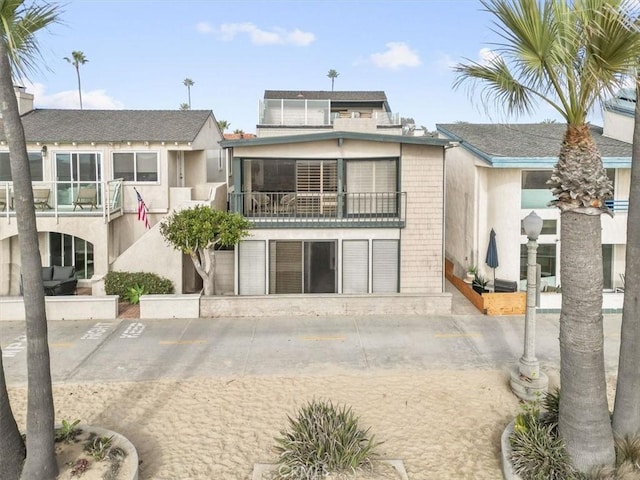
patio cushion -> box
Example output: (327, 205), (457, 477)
(52, 265), (75, 281)
(41, 266), (54, 281)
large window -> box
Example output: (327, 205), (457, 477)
(520, 243), (557, 288)
(0, 152), (43, 181)
(113, 152), (158, 182)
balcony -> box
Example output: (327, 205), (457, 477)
(0, 179), (123, 222)
(258, 99), (400, 127)
(230, 191), (406, 228)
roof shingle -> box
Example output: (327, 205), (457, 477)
(0, 109), (214, 143)
(436, 123), (631, 159)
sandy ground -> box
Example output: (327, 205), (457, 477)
(6, 368), (533, 480)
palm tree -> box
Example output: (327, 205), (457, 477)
(0, 1), (60, 478)
(183, 77), (194, 108)
(217, 120), (230, 132)
(612, 76), (640, 438)
(327, 69), (339, 91)
(454, 0), (640, 472)
(179, 102), (189, 111)
(64, 50), (87, 109)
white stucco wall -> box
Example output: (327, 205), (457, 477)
(602, 110), (634, 142)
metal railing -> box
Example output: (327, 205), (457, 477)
(230, 191), (406, 226)
(0, 178), (123, 222)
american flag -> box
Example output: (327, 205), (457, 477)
(136, 190), (150, 229)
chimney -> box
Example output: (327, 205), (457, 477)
(14, 85), (34, 114)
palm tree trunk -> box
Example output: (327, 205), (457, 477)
(559, 209), (615, 469)
(0, 346), (26, 480)
(612, 77), (640, 438)
(0, 38), (58, 480)
(75, 65), (82, 109)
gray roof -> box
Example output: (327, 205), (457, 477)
(264, 90), (388, 102)
(436, 123), (631, 160)
(1, 109), (214, 143)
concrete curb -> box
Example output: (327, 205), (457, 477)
(501, 420), (522, 480)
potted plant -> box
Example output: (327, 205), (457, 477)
(465, 265), (478, 284)
(472, 273), (489, 294)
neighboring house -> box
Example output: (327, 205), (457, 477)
(0, 87), (226, 295)
(437, 119), (631, 293)
(221, 90), (452, 313)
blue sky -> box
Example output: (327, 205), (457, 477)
(24, 0), (582, 132)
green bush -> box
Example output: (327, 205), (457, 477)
(104, 271), (173, 299)
(274, 399), (381, 479)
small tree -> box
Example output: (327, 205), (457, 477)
(159, 206), (250, 295)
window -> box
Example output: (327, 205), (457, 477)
(346, 159), (397, 215)
(372, 240), (399, 293)
(113, 152), (158, 182)
(520, 219), (557, 235)
(520, 243), (557, 287)
(49, 233), (94, 280)
(521, 169), (615, 209)
(342, 240), (369, 293)
(239, 240), (266, 295)
(268, 240), (336, 294)
(0, 152), (44, 181)
(521, 171), (554, 208)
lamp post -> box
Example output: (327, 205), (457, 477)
(510, 211), (549, 401)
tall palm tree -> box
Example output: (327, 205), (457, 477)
(327, 69), (339, 91)
(217, 119), (230, 132)
(454, 0), (640, 472)
(0, 1), (60, 478)
(612, 76), (640, 438)
(64, 50), (87, 109)
(183, 77), (194, 108)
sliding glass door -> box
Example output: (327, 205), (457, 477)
(55, 153), (101, 207)
(269, 240), (336, 294)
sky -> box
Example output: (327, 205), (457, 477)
(23, 0), (592, 133)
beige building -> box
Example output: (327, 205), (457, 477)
(222, 91), (452, 311)
(0, 87), (226, 295)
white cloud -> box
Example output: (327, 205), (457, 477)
(370, 42), (421, 70)
(479, 47), (501, 65)
(434, 52), (457, 72)
(196, 22), (214, 34)
(204, 22), (315, 46)
(26, 81), (124, 109)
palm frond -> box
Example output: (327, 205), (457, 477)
(456, 0), (640, 126)
(0, 0), (61, 80)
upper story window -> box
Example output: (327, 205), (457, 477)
(521, 168), (615, 209)
(113, 152), (158, 182)
(0, 152), (44, 181)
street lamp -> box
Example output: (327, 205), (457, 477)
(510, 210), (549, 401)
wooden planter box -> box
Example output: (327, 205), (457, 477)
(445, 259), (525, 316)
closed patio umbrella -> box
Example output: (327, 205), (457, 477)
(486, 228), (499, 287)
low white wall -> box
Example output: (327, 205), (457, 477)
(200, 293), (452, 318)
(140, 294), (200, 319)
(0, 295), (119, 321)
(539, 292), (624, 311)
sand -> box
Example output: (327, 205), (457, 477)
(6, 368), (532, 480)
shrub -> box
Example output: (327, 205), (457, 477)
(104, 271), (173, 299)
(274, 400), (381, 479)
(510, 394), (580, 480)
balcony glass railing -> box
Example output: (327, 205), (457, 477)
(0, 179), (123, 221)
(258, 99), (400, 126)
(230, 191), (406, 225)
